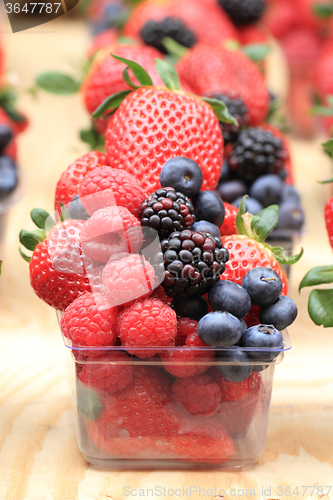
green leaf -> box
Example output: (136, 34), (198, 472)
(36, 72), (81, 95)
(122, 67), (141, 89)
(19, 229), (46, 251)
(242, 43), (271, 62)
(77, 381), (103, 421)
(202, 97), (238, 125)
(19, 247), (31, 263)
(318, 176), (333, 184)
(299, 265), (333, 291)
(30, 208), (51, 230)
(310, 105), (333, 116)
(235, 195), (248, 235)
(92, 89), (132, 119)
(270, 245), (304, 265)
(322, 138), (333, 158)
(80, 124), (105, 149)
(314, 2), (333, 18)
(162, 37), (189, 60)
(251, 205), (279, 242)
(308, 289), (333, 327)
(154, 58), (181, 91)
(111, 53), (153, 86)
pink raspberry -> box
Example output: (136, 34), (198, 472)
(172, 374), (221, 416)
(79, 351), (133, 394)
(60, 292), (118, 347)
(79, 166), (146, 217)
(80, 205), (143, 263)
(161, 345), (214, 379)
(102, 253), (155, 307)
(116, 298), (177, 358)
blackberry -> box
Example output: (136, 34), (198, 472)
(139, 187), (195, 240)
(213, 93), (249, 144)
(161, 229), (229, 298)
(217, 0), (266, 27)
(228, 127), (288, 185)
(140, 17), (196, 54)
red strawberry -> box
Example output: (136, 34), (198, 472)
(82, 45), (164, 134)
(177, 44), (269, 126)
(87, 28), (119, 59)
(281, 28), (321, 67)
(265, 0), (298, 40)
(105, 85), (223, 194)
(325, 195), (333, 249)
(238, 23), (269, 46)
(54, 151), (109, 212)
(219, 202), (237, 236)
(313, 41), (333, 100)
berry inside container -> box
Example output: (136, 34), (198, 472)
(58, 311), (291, 470)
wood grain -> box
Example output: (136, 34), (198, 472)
(0, 15), (333, 500)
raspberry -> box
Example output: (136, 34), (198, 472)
(54, 151), (109, 211)
(60, 292), (118, 347)
(79, 166), (146, 217)
(80, 206), (143, 263)
(174, 317), (197, 346)
(161, 345), (214, 378)
(185, 330), (208, 347)
(172, 374), (221, 416)
(219, 202), (238, 236)
(150, 284), (173, 306)
(215, 370), (261, 401)
(79, 351), (133, 394)
(47, 219), (85, 274)
(139, 187), (195, 240)
(116, 298), (177, 358)
(102, 253), (155, 307)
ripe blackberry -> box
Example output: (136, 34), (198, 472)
(139, 187), (195, 240)
(161, 229), (229, 298)
(218, 0), (266, 27)
(228, 127), (288, 185)
(213, 93), (249, 144)
(140, 17), (196, 54)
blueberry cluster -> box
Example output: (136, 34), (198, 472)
(0, 125), (18, 203)
(196, 267), (297, 381)
(140, 17), (196, 54)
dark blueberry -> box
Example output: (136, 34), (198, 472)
(249, 174), (284, 207)
(242, 324), (284, 361)
(0, 125), (13, 154)
(242, 267), (283, 307)
(252, 364), (269, 372)
(194, 190), (225, 227)
(232, 196), (263, 215)
(160, 157), (203, 198)
(140, 16), (196, 54)
(276, 202), (305, 231)
(281, 184), (300, 204)
(217, 0), (265, 26)
(219, 159), (232, 183)
(278, 168), (288, 181)
(0, 156), (18, 201)
(197, 311), (243, 347)
(191, 220), (220, 238)
(240, 318), (247, 336)
(68, 194), (90, 220)
(216, 179), (247, 203)
(216, 348), (253, 382)
(259, 295), (298, 331)
(171, 295), (208, 320)
(208, 280), (251, 319)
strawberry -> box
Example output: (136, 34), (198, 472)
(313, 41), (333, 100)
(281, 28), (321, 68)
(265, 0), (299, 40)
(87, 28), (119, 59)
(238, 23), (269, 45)
(177, 44), (269, 126)
(219, 201), (237, 236)
(324, 195), (333, 249)
(54, 151), (109, 212)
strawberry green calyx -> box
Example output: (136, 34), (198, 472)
(235, 195), (304, 266)
(314, 2), (333, 19)
(19, 208), (54, 263)
(202, 97), (238, 126)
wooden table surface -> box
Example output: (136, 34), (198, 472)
(1, 15), (333, 500)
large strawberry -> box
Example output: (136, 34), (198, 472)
(325, 195), (333, 249)
(177, 44), (269, 126)
(97, 55), (236, 194)
(313, 41), (333, 101)
(19, 209), (91, 310)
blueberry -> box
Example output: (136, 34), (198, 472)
(259, 295), (298, 330)
(281, 184), (300, 204)
(160, 157), (203, 198)
(240, 318), (247, 335)
(252, 364), (269, 372)
(191, 220), (220, 238)
(219, 159), (232, 183)
(0, 125), (13, 154)
(68, 194), (90, 220)
(197, 311), (243, 347)
(216, 347), (253, 382)
(171, 295), (208, 320)
(249, 174), (284, 207)
(242, 324), (284, 361)
(193, 191), (225, 226)
(208, 280), (251, 319)
(216, 179), (247, 203)
(0, 156), (18, 201)
(232, 196), (263, 215)
(242, 267), (282, 307)
(276, 201), (305, 231)
(278, 168), (288, 181)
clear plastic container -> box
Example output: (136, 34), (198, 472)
(61, 321), (291, 470)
